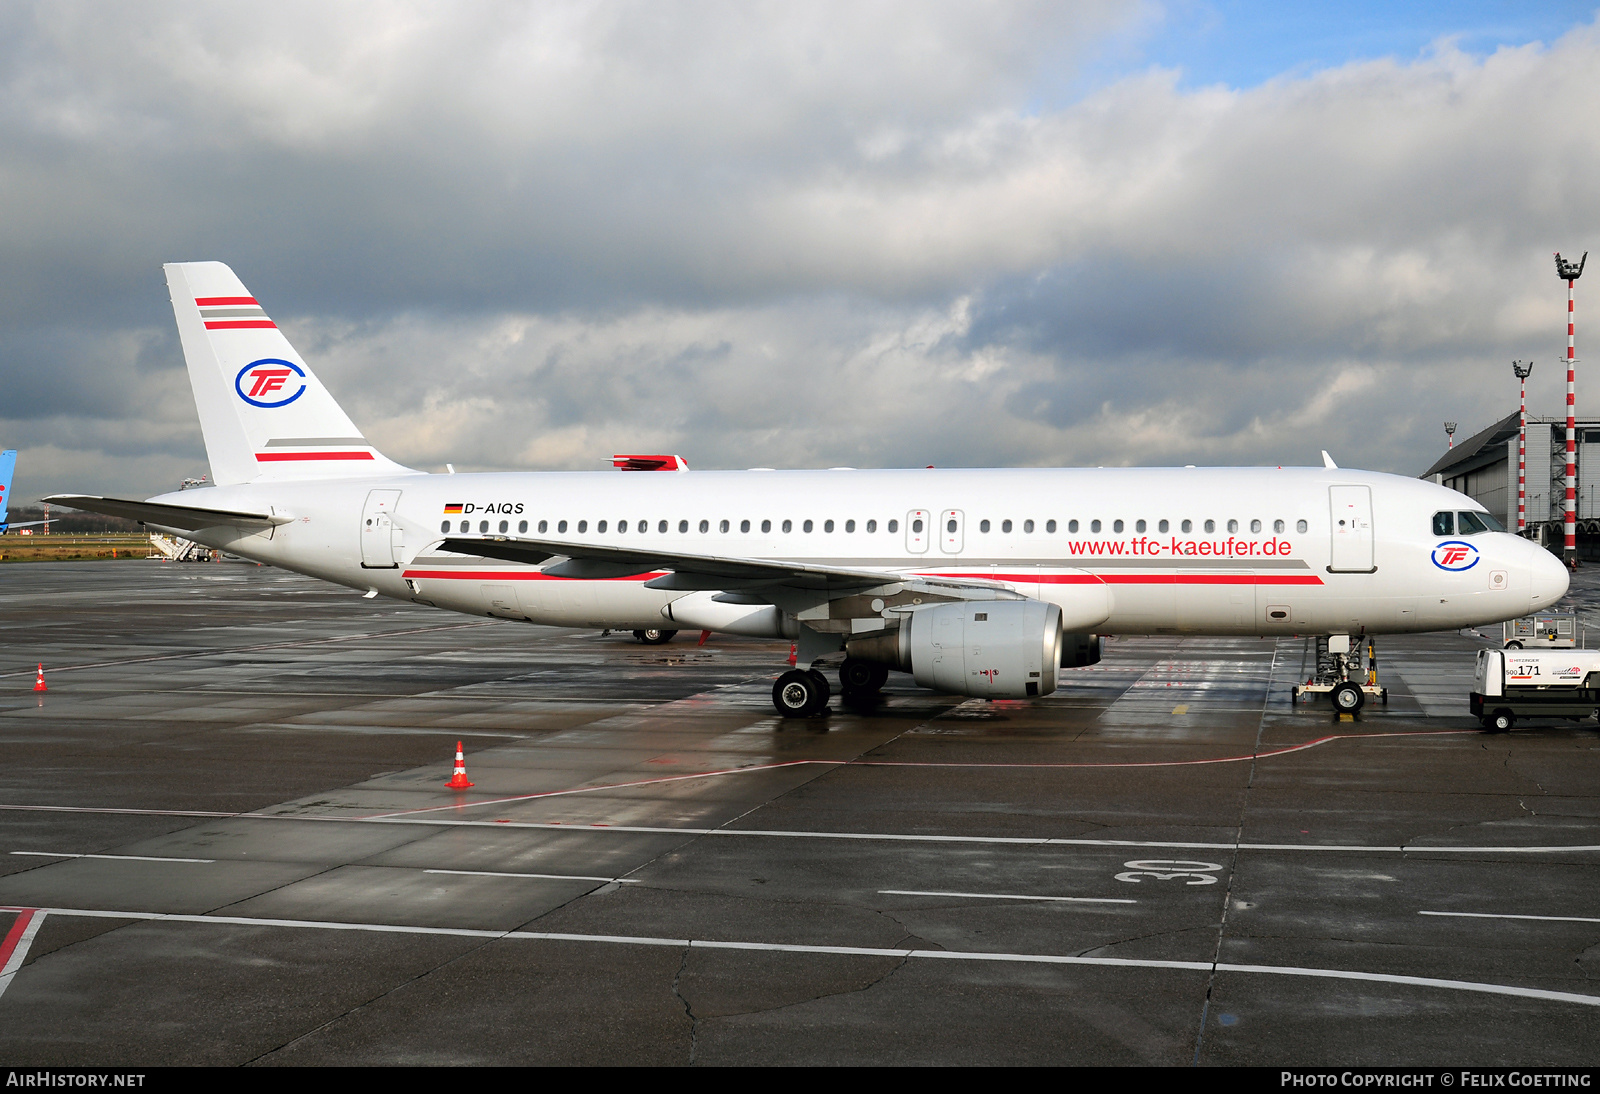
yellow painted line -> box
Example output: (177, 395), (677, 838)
(1172, 705), (1188, 715)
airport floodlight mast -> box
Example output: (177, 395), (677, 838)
(1556, 251), (1586, 559)
(1444, 422), (1456, 449)
(1513, 360), (1534, 531)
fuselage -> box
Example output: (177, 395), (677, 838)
(165, 464), (1569, 637)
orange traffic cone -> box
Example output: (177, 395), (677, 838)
(445, 740), (474, 789)
(32, 664), (46, 693)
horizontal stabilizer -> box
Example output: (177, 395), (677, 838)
(43, 494), (292, 531)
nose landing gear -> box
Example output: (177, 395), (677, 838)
(1292, 634), (1388, 715)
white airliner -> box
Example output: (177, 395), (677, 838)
(49, 262), (1569, 718)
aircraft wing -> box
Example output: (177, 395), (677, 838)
(2, 519), (56, 530)
(43, 494), (292, 531)
(436, 535), (913, 593)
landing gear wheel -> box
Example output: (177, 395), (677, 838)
(773, 669), (828, 718)
(633, 628), (678, 645)
(806, 669), (832, 707)
(1484, 709), (1514, 733)
(839, 658), (888, 697)
(1330, 681), (1365, 714)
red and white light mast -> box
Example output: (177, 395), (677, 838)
(1444, 422), (1457, 449)
(1555, 251), (1587, 561)
(1512, 360), (1533, 532)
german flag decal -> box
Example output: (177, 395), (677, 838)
(443, 503), (464, 514)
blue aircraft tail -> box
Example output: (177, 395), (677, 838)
(0, 450), (15, 532)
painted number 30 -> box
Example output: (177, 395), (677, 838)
(1115, 859), (1224, 885)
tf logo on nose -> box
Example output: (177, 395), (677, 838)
(1431, 540), (1479, 571)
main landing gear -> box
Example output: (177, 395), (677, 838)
(772, 657), (889, 718)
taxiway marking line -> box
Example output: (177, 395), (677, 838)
(362, 728), (1482, 820)
(5, 905), (1598, 1009)
(2, 805), (1597, 855)
(424, 869), (639, 884)
(1420, 911), (1600, 925)
(10, 851), (215, 864)
(0, 908), (46, 1001)
(880, 889), (1135, 904)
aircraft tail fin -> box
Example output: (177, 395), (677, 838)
(0, 449), (14, 527)
(163, 262), (415, 485)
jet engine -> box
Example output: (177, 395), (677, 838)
(845, 600), (1064, 699)
(1061, 632), (1101, 668)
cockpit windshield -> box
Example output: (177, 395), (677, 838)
(1436, 509), (1503, 535)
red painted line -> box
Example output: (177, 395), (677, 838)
(0, 908), (36, 973)
(255, 451), (375, 462)
(195, 296), (258, 306)
(401, 569), (670, 582)
(928, 572), (1324, 587)
(204, 320), (277, 330)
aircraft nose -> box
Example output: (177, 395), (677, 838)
(1529, 545), (1570, 610)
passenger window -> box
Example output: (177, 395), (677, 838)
(499, 520), (509, 534)
(1204, 520), (1215, 533)
(1226, 519), (1238, 533)
(460, 520), (470, 533)
(1296, 519), (1308, 533)
(826, 519), (835, 532)
(980, 519), (991, 533)
(1456, 511), (1488, 535)
(1159, 519), (1169, 533)
(440, 521), (449, 533)
(597, 520), (607, 533)
(699, 520), (709, 533)
(1024, 519), (1035, 533)
(1433, 511), (1454, 536)
(888, 519), (898, 532)
(804, 519), (814, 533)
(741, 519), (751, 533)
(720, 519), (729, 533)
(845, 519), (855, 532)
(867, 519), (877, 533)
(1250, 519), (1261, 534)
(519, 520), (528, 534)
(1091, 520), (1102, 533)
(577, 520), (587, 533)
(1110, 520), (1121, 533)
(479, 520), (489, 533)
(1273, 519), (1283, 534)
(761, 519), (772, 533)
(945, 519), (956, 533)
(617, 521), (627, 533)
(1046, 519), (1056, 533)
(912, 518), (923, 533)
(1135, 519), (1146, 533)
(557, 520), (567, 533)
(657, 520), (667, 533)
(1068, 520), (1079, 533)
(782, 519), (793, 533)
(1001, 519), (1012, 533)
(679, 520), (688, 533)
(1181, 520), (1192, 533)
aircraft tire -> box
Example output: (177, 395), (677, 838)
(1330, 681), (1364, 714)
(774, 669), (827, 718)
(839, 658), (888, 697)
(634, 628), (678, 645)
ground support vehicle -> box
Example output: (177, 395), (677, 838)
(1470, 647), (1600, 731)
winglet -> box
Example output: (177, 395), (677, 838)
(1322, 450), (1338, 469)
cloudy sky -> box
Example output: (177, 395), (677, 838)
(3, 1), (1597, 500)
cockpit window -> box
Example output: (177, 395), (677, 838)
(1456, 510), (1496, 535)
(1477, 511), (1505, 532)
(1432, 511), (1454, 536)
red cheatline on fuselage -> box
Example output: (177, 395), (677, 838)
(255, 452), (375, 462)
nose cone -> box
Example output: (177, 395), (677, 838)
(1530, 546), (1570, 610)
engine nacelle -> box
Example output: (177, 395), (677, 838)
(847, 600), (1064, 699)
(1061, 632), (1101, 668)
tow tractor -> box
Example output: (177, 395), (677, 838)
(1470, 647), (1600, 732)
(1292, 633), (1388, 714)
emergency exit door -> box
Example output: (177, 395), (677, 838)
(361, 489), (402, 569)
(1328, 485), (1375, 572)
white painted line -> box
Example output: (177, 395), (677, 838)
(1420, 911), (1600, 925)
(10, 851), (215, 864)
(424, 869), (639, 884)
(0, 909), (47, 1001)
(880, 889), (1135, 904)
(8, 905), (1600, 1009)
